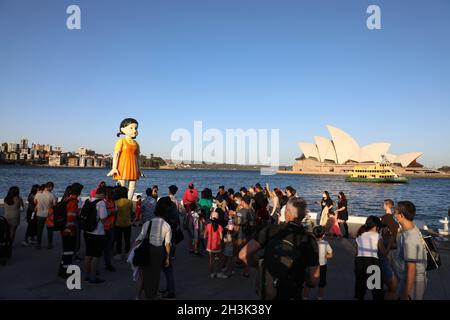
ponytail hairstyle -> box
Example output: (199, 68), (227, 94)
(357, 224), (369, 237)
(117, 118), (139, 138)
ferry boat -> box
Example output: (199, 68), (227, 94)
(346, 161), (408, 183)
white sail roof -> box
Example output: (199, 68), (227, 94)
(349, 149), (373, 163)
(361, 143), (391, 163)
(314, 136), (337, 163)
(298, 143), (320, 161)
(327, 125), (360, 164)
(393, 152), (423, 167)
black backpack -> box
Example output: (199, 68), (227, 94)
(80, 199), (102, 232)
(0, 216), (12, 264)
(258, 226), (306, 300)
(52, 198), (77, 231)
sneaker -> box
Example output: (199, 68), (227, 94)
(21, 241), (30, 247)
(89, 278), (105, 284)
(217, 273), (229, 279)
(29, 239), (38, 244)
(210, 273), (216, 279)
(106, 266), (116, 272)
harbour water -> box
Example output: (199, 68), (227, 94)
(0, 165), (449, 228)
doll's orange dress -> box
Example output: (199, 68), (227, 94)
(113, 138), (140, 181)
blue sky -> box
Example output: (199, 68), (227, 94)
(0, 0), (449, 167)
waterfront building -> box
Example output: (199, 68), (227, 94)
(20, 138), (28, 150)
(85, 157), (94, 167)
(79, 156), (86, 167)
(8, 152), (18, 161)
(7, 143), (19, 153)
(48, 154), (66, 166)
(67, 156), (79, 167)
(79, 147), (95, 156)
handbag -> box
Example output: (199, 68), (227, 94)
(174, 228), (184, 245)
(422, 234), (441, 271)
(132, 221), (152, 267)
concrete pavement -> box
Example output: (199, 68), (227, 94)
(1, 216), (450, 300)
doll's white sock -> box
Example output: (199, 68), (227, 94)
(128, 188), (135, 201)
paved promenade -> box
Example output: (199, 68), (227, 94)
(1, 215), (449, 300)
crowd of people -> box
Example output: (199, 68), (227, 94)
(0, 180), (440, 300)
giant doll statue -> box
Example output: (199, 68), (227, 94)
(107, 118), (143, 200)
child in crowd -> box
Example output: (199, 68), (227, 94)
(221, 221), (235, 278)
(204, 211), (226, 279)
(198, 208), (207, 253)
(303, 226), (333, 300)
(133, 195), (142, 227)
(326, 211), (342, 237)
(192, 206), (201, 255)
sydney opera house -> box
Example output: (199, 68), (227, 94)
(292, 126), (429, 175)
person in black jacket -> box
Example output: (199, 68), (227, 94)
(160, 197), (179, 299)
(335, 192), (349, 238)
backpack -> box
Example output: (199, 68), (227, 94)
(257, 225), (306, 300)
(0, 216), (12, 264)
(51, 198), (77, 231)
(422, 234), (441, 271)
(80, 199), (102, 232)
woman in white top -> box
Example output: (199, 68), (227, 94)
(3, 186), (24, 245)
(354, 215), (392, 300)
(134, 197), (172, 300)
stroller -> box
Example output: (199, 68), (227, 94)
(0, 216), (12, 265)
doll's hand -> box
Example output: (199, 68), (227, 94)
(107, 169), (119, 177)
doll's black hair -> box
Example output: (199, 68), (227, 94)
(117, 118), (139, 137)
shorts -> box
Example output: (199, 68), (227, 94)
(223, 245), (234, 257)
(84, 233), (105, 258)
(193, 229), (199, 241)
(319, 265), (328, 288)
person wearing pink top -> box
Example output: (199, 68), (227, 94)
(204, 211), (227, 279)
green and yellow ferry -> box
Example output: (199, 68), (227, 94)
(346, 162), (408, 183)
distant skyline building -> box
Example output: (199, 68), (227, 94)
(20, 138), (28, 150)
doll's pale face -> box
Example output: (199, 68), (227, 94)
(121, 123), (138, 138)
